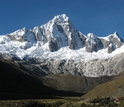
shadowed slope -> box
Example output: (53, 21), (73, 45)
(0, 59), (83, 99)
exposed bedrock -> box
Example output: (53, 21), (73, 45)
(15, 53), (124, 77)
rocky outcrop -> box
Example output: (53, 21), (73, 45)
(107, 43), (115, 53)
(85, 33), (103, 52)
(33, 27), (47, 44)
(109, 32), (123, 48)
(48, 38), (58, 52)
(100, 32), (123, 53)
(14, 52), (124, 77)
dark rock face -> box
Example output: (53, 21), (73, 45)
(85, 41), (97, 52)
(112, 37), (123, 48)
(78, 31), (86, 47)
(48, 39), (58, 52)
(8, 34), (25, 42)
(56, 24), (64, 33)
(7, 28), (27, 42)
(85, 34), (103, 52)
(100, 39), (110, 49)
(107, 44), (115, 53)
(68, 36), (76, 50)
(34, 27), (47, 44)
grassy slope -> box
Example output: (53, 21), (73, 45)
(41, 74), (111, 93)
(82, 71), (124, 99)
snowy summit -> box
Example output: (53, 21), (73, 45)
(0, 14), (124, 62)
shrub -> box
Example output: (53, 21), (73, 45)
(98, 97), (118, 107)
(81, 103), (86, 107)
(52, 101), (64, 107)
(24, 101), (46, 107)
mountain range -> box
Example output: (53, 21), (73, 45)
(0, 14), (124, 77)
(0, 14), (124, 99)
(0, 14), (124, 61)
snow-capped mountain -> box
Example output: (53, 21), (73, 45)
(0, 14), (123, 62)
(0, 14), (124, 77)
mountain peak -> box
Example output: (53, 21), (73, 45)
(53, 14), (69, 21)
(107, 32), (123, 43)
(113, 31), (120, 38)
(113, 31), (123, 41)
(87, 33), (96, 38)
(114, 31), (118, 35)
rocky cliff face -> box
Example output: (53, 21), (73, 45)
(10, 52), (124, 77)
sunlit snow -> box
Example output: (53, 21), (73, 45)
(0, 35), (124, 62)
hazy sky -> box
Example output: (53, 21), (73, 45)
(0, 0), (124, 40)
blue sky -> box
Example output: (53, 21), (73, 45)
(0, 0), (124, 40)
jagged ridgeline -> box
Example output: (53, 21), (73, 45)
(0, 14), (124, 77)
(6, 14), (123, 53)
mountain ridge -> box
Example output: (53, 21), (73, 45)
(0, 14), (124, 77)
(0, 14), (123, 61)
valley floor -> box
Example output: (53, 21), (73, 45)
(0, 96), (124, 107)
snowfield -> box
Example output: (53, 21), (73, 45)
(0, 36), (124, 62)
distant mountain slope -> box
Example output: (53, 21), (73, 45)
(41, 74), (111, 93)
(82, 71), (124, 99)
